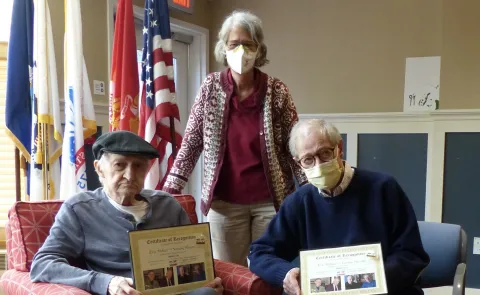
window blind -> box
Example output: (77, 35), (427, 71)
(0, 41), (25, 227)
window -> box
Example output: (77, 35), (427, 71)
(0, 0), (19, 237)
(0, 0), (13, 42)
(0, 42), (21, 233)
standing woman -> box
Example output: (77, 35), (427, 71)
(163, 10), (306, 266)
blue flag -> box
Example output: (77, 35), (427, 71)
(5, 0), (34, 195)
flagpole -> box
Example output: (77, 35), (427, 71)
(41, 123), (46, 200)
(45, 122), (51, 200)
(41, 122), (50, 200)
(169, 116), (177, 159)
(22, 157), (28, 201)
(14, 148), (21, 202)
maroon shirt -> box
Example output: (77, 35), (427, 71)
(213, 70), (271, 204)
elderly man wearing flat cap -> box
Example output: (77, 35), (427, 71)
(30, 131), (224, 295)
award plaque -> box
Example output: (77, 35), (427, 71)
(129, 223), (214, 294)
(300, 243), (388, 295)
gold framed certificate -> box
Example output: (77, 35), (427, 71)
(129, 223), (215, 294)
(300, 243), (388, 295)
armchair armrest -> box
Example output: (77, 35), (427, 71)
(214, 259), (282, 295)
(0, 270), (91, 295)
(1, 262), (279, 295)
(452, 263), (466, 295)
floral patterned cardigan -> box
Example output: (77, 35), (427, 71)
(163, 69), (307, 215)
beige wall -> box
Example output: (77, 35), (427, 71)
(440, 0), (480, 110)
(50, 0), (480, 114)
(209, 0), (480, 113)
(49, 0), (109, 105)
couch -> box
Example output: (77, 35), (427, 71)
(0, 194), (281, 295)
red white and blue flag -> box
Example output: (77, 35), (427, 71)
(138, 0), (182, 190)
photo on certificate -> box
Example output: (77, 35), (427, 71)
(129, 223), (215, 294)
(300, 243), (388, 295)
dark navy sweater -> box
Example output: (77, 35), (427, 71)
(248, 169), (429, 295)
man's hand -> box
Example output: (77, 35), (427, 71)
(283, 268), (301, 295)
(108, 276), (142, 295)
(204, 277), (224, 294)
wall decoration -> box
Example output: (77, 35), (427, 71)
(403, 56), (441, 112)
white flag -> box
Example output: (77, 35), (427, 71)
(30, 0), (62, 201)
(60, 0), (97, 200)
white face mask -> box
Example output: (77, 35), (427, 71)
(225, 45), (257, 74)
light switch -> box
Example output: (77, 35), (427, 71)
(93, 80), (106, 95)
(473, 237), (480, 255)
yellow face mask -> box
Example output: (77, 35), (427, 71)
(302, 150), (343, 190)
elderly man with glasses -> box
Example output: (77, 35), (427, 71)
(248, 119), (429, 295)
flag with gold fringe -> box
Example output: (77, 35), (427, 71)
(29, 0), (63, 200)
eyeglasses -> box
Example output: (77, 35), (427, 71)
(226, 41), (258, 52)
(297, 148), (336, 169)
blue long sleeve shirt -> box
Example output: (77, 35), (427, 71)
(30, 188), (191, 295)
(248, 169), (429, 295)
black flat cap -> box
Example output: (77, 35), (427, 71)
(92, 131), (160, 160)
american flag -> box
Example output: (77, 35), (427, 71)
(138, 0), (182, 190)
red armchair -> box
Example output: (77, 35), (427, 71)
(0, 195), (281, 295)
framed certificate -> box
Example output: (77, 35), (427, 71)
(300, 243), (388, 295)
(129, 223), (215, 294)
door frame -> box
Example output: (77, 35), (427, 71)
(106, 1), (209, 220)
